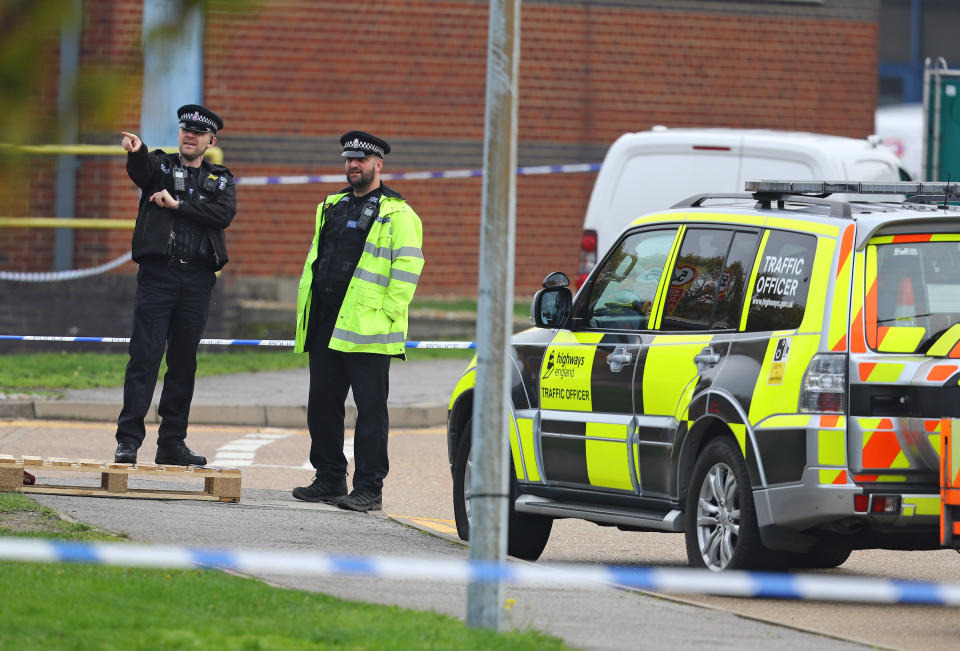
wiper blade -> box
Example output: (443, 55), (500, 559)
(876, 312), (934, 324)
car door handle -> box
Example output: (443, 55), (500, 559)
(693, 346), (721, 372)
(607, 346), (633, 373)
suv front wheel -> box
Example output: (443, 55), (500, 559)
(684, 436), (780, 571)
(452, 418), (553, 561)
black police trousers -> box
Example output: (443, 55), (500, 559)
(116, 258), (216, 447)
(307, 347), (390, 493)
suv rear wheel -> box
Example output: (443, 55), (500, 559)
(452, 418), (553, 561)
(685, 436), (779, 571)
(791, 542), (852, 569)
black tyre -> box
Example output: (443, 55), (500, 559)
(452, 418), (553, 561)
(684, 436), (779, 571)
(791, 542), (852, 569)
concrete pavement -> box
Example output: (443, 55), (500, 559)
(26, 487), (872, 651)
(0, 358), (470, 428)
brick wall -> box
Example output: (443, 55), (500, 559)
(2, 0), (879, 301)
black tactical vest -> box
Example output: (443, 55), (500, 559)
(312, 190), (382, 301)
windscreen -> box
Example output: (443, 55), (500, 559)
(869, 236), (960, 353)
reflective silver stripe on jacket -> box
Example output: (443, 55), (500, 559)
(392, 245), (424, 261)
(354, 266), (420, 286)
(361, 242), (424, 263)
(332, 328), (405, 345)
(355, 268), (390, 287)
(390, 268), (420, 284)
(364, 241), (392, 261)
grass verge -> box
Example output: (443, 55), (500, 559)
(0, 491), (125, 541)
(0, 492), (567, 650)
(0, 347), (473, 391)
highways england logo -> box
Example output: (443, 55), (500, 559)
(542, 350), (586, 380)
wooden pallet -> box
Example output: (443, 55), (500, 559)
(0, 455), (241, 502)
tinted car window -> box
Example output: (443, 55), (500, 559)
(714, 231), (760, 329)
(745, 230), (816, 331)
(585, 228), (677, 331)
(661, 228), (744, 331)
(872, 238), (960, 352)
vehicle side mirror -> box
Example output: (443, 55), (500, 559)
(542, 271), (570, 288)
(531, 285), (572, 329)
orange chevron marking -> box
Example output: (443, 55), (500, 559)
(832, 470), (847, 485)
(837, 225), (854, 275)
(865, 278), (878, 349)
(863, 429), (901, 469)
(831, 333), (847, 352)
(859, 362), (876, 381)
(928, 365), (959, 382)
(851, 306), (866, 353)
(892, 234), (933, 243)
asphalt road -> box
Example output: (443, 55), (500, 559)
(3, 418), (957, 649)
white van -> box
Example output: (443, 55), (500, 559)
(577, 127), (911, 285)
(874, 103), (923, 180)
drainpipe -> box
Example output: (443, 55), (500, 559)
(53, 0), (81, 271)
(140, 0), (204, 147)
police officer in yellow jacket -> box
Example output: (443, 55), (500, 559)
(292, 131), (424, 511)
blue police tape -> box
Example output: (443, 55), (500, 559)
(1, 163), (598, 281)
(2, 535), (960, 604)
(0, 252), (132, 283)
(0, 334), (476, 349)
(234, 162), (601, 186)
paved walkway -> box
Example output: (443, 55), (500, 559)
(12, 359), (469, 428)
(28, 488), (871, 651)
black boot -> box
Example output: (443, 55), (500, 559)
(155, 442), (207, 466)
(292, 476), (348, 504)
(114, 441), (138, 464)
(336, 488), (382, 512)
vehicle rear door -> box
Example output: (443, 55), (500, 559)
(850, 234), (960, 488)
(637, 225), (762, 498)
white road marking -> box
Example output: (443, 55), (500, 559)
(213, 432), (354, 469)
(212, 432), (290, 467)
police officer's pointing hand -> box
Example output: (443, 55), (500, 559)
(120, 131), (142, 153)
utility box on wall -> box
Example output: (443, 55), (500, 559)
(923, 58), (960, 181)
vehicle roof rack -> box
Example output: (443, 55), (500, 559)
(745, 180), (960, 204)
(672, 191), (852, 218)
(671, 192), (754, 209)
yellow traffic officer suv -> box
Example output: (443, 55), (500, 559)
(447, 181), (960, 571)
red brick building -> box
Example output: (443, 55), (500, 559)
(1, 0), (880, 337)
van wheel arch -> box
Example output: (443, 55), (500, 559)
(452, 417), (553, 560)
(448, 390), (474, 473)
(677, 417), (737, 506)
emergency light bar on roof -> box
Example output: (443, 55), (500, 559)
(745, 180), (960, 199)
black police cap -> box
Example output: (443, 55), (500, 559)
(340, 131), (390, 158)
(178, 104), (223, 133)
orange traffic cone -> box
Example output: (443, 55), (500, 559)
(893, 277), (914, 323)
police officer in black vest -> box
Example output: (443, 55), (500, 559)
(113, 104), (236, 466)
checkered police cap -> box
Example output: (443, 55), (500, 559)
(177, 104), (223, 133)
(340, 131), (391, 158)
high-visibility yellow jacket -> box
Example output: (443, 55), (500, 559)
(294, 189), (424, 356)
